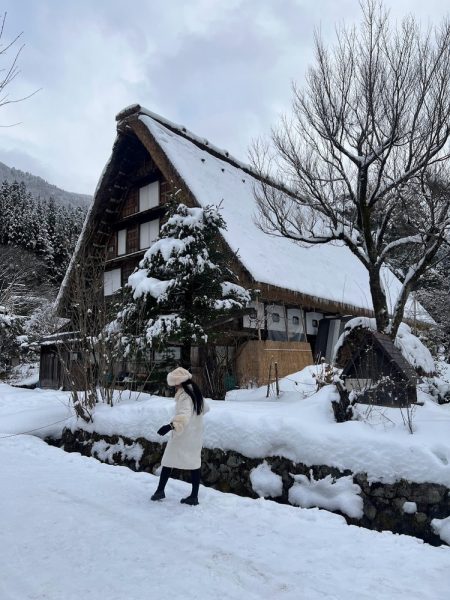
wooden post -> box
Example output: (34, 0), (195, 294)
(266, 361), (272, 398)
(275, 361), (279, 397)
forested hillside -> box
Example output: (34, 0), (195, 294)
(0, 180), (86, 284)
(0, 177), (87, 375)
(0, 161), (91, 209)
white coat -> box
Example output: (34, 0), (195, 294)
(161, 388), (210, 470)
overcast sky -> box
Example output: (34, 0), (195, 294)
(0, 0), (448, 195)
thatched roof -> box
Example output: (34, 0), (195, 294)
(56, 104), (432, 322)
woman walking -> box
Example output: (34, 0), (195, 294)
(151, 367), (209, 506)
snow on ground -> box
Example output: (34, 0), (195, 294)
(0, 383), (74, 438)
(4, 362), (40, 387)
(1, 435), (449, 600)
(2, 371), (450, 487)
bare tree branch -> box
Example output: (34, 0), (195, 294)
(252, 0), (450, 338)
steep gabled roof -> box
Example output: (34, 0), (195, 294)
(341, 330), (418, 383)
(57, 104), (431, 322)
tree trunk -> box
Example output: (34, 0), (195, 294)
(181, 343), (191, 370)
(368, 267), (390, 334)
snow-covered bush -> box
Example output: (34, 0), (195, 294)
(0, 309), (26, 375)
(313, 359), (340, 391)
(420, 375), (450, 405)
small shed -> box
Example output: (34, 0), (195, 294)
(39, 332), (86, 390)
(338, 329), (417, 407)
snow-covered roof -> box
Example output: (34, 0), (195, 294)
(134, 108), (430, 321)
(57, 104), (431, 322)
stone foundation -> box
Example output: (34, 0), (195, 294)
(52, 428), (450, 546)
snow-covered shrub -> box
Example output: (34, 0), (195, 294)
(313, 359), (340, 391)
(289, 471), (363, 519)
(0, 310), (26, 376)
(250, 461), (283, 498)
(421, 376), (450, 405)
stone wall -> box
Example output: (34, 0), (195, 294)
(54, 428), (450, 546)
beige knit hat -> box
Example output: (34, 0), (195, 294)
(167, 367), (192, 387)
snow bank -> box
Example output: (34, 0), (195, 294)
(2, 372), (450, 487)
(0, 384), (75, 439)
(250, 460), (283, 498)
(289, 472), (363, 519)
(2, 435), (449, 600)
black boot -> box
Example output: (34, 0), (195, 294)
(151, 467), (172, 501)
(180, 495), (199, 506)
(180, 469), (201, 505)
(151, 490), (165, 501)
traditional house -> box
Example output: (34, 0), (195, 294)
(45, 104), (430, 391)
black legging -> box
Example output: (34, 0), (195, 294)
(157, 466), (201, 497)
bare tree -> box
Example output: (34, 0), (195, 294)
(252, 0), (450, 338)
(0, 12), (38, 123)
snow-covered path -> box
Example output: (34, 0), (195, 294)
(1, 436), (449, 600)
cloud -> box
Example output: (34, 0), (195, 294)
(0, 0), (448, 194)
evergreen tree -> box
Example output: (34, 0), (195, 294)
(112, 202), (251, 367)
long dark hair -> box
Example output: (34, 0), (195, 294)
(181, 380), (204, 415)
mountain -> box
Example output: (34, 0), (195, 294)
(0, 161), (92, 209)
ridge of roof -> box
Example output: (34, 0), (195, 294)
(115, 104), (290, 194)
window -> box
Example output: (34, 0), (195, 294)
(104, 268), (121, 296)
(292, 316), (300, 326)
(312, 319), (318, 328)
(140, 219), (159, 249)
(117, 229), (127, 255)
(139, 181), (160, 212)
(272, 313), (280, 323)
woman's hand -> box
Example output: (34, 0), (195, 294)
(157, 423), (173, 436)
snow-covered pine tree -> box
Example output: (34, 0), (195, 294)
(114, 201), (251, 368)
(0, 180), (85, 284)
